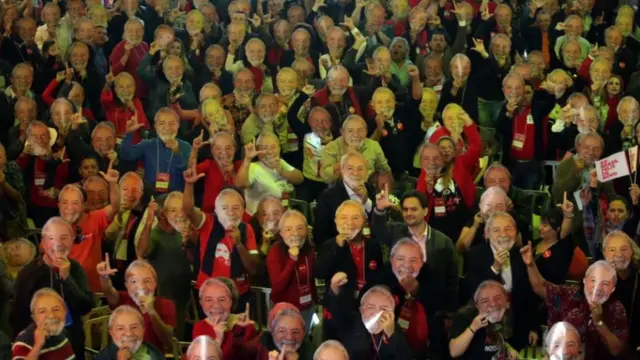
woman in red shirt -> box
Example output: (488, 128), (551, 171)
(266, 209), (317, 327)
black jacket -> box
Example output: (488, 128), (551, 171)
(312, 181), (377, 245)
(463, 243), (536, 351)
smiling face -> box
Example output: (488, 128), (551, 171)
(120, 175), (143, 210)
(475, 283), (508, 323)
(214, 192), (244, 229)
(273, 314), (304, 351)
(12, 66), (33, 93)
(58, 187), (85, 224)
(124, 20), (144, 45)
(548, 327), (581, 359)
(326, 27), (346, 57)
(618, 98), (640, 125)
(33, 294), (67, 336)
(186, 10), (204, 35)
(257, 94), (279, 121)
(603, 235), (633, 271)
(245, 40), (266, 67)
(163, 57), (184, 83)
(41, 221), (74, 263)
(341, 119), (367, 150)
(390, 243), (423, 279)
(258, 198), (284, 233)
(125, 266), (157, 304)
(335, 202), (365, 238)
(110, 311), (144, 352)
(15, 100), (36, 127)
(486, 215), (517, 251)
(450, 57), (470, 81)
(211, 134), (235, 165)
(279, 212), (307, 248)
(360, 291), (394, 334)
(154, 112), (179, 142)
(583, 264), (616, 304)
(199, 282), (232, 323)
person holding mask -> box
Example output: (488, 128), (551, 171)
(186, 336), (223, 360)
(601, 231), (640, 357)
(222, 68), (256, 131)
(11, 288), (75, 359)
(120, 107), (191, 194)
(324, 282), (412, 359)
(182, 171), (259, 307)
(449, 280), (518, 360)
(544, 321), (582, 360)
(96, 305), (165, 359)
(100, 71), (150, 145)
(267, 210), (316, 324)
(256, 302), (316, 359)
(464, 212), (537, 352)
(311, 65), (366, 122)
(109, 17), (149, 99)
(437, 54), (478, 123)
(66, 41), (104, 120)
(97, 259), (176, 352)
(240, 93), (288, 147)
(235, 132), (303, 215)
(313, 340), (349, 360)
(193, 277), (259, 359)
(253, 195), (285, 258)
(11, 217), (93, 359)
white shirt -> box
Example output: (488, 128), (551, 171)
(344, 181), (373, 214)
(490, 245), (513, 292)
(245, 160), (296, 215)
(408, 224), (429, 262)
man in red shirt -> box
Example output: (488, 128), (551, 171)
(58, 161), (120, 292)
(189, 131), (242, 213)
(97, 258), (176, 352)
(183, 167), (259, 309)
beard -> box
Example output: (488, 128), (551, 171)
(217, 212), (241, 230)
(493, 236), (515, 251)
(337, 225), (360, 241)
(344, 136), (364, 150)
(609, 256), (630, 271)
(165, 73), (182, 84)
(284, 234), (305, 248)
(280, 87), (296, 98)
(276, 339), (302, 352)
(117, 92), (134, 103)
(393, 266), (419, 281)
(29, 143), (49, 156)
(379, 107), (395, 118)
(343, 174), (365, 190)
(115, 336), (142, 353)
(43, 316), (65, 336)
(260, 114), (277, 124)
(159, 133), (177, 142)
(263, 219), (278, 232)
(206, 307), (230, 324)
(486, 307), (506, 323)
(61, 211), (82, 224)
(248, 58), (264, 67)
(329, 86), (347, 97)
(130, 287), (153, 306)
(262, 155), (280, 169)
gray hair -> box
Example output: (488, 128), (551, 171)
(313, 340), (349, 360)
(26, 120), (50, 140)
(210, 130), (236, 148)
(125, 259), (158, 281)
(198, 277), (232, 300)
(153, 106), (180, 124)
(123, 16), (144, 34)
(335, 199), (366, 219)
(390, 238), (424, 262)
(59, 183), (85, 202)
(473, 279), (506, 303)
(339, 151), (366, 169)
(450, 53), (470, 67)
(187, 335), (222, 359)
(14, 96), (37, 111)
(278, 209), (308, 231)
(483, 163), (512, 183)
(360, 285), (394, 307)
(30, 288), (65, 314)
(327, 64), (349, 80)
(214, 188), (245, 208)
(574, 131), (604, 150)
(42, 216), (75, 238)
(485, 211), (516, 232)
(308, 106), (332, 123)
(502, 71), (524, 88)
(341, 114), (367, 130)
(108, 305), (144, 328)
(603, 230), (633, 250)
(83, 175), (108, 189)
(544, 321), (580, 350)
(480, 186), (509, 205)
(270, 307), (306, 332)
(91, 121), (116, 139)
(585, 260), (617, 284)
(617, 96), (640, 115)
(245, 37), (266, 51)
(119, 171), (143, 190)
(256, 131), (280, 149)
(162, 54), (184, 72)
(589, 57), (613, 73)
(12, 63), (34, 78)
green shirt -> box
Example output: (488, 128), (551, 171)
(147, 227), (192, 305)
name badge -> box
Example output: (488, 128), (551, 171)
(155, 172), (170, 192)
(434, 198), (446, 217)
(512, 133), (525, 150)
(398, 318), (410, 330)
(362, 227), (371, 237)
(300, 294), (312, 305)
(34, 177), (45, 186)
(526, 114), (534, 124)
(116, 137), (123, 145)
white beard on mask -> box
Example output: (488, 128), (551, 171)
(44, 317), (65, 336)
(554, 84), (567, 99)
(217, 212), (241, 230)
(609, 257), (630, 271)
(29, 143), (49, 156)
(115, 336), (143, 353)
(262, 155), (280, 169)
(493, 236), (514, 251)
(393, 266), (419, 281)
(117, 92), (134, 103)
(159, 134), (177, 143)
(345, 136), (364, 150)
(338, 225), (360, 241)
(260, 114), (277, 124)
(284, 234), (305, 248)
(380, 108), (395, 119)
(131, 287), (151, 306)
(277, 339), (302, 352)
(280, 87), (296, 98)
(486, 307), (506, 323)
(248, 58), (264, 67)
(263, 220), (278, 232)
(206, 307), (230, 324)
(343, 174), (364, 190)
(577, 126), (591, 134)
(330, 86), (347, 97)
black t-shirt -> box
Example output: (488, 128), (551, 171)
(451, 307), (503, 360)
(534, 237), (575, 285)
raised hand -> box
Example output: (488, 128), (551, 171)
(96, 252), (118, 278)
(330, 271), (348, 294)
(375, 183), (393, 210)
(470, 312), (489, 333)
(244, 139), (264, 160)
(235, 303), (254, 327)
(146, 197), (158, 225)
(471, 38), (488, 57)
(192, 130), (210, 150)
(183, 167), (205, 184)
(341, 15), (355, 30)
(630, 184), (640, 205)
(555, 22), (566, 31)
(100, 159), (120, 184)
(312, 0), (326, 11)
(106, 71), (115, 84)
(364, 58), (380, 76)
(249, 13), (262, 28)
(301, 84), (316, 96)
(126, 113), (144, 133)
(558, 191), (574, 216)
(70, 112), (87, 130)
(519, 243), (533, 266)
(378, 311), (395, 337)
(407, 64), (419, 79)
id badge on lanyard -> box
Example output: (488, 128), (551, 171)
(512, 133), (526, 150)
(34, 171), (46, 187)
(296, 258), (312, 306)
(434, 197), (447, 217)
(398, 298), (414, 330)
(156, 141), (174, 193)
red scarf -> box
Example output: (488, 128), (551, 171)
(248, 66), (265, 91)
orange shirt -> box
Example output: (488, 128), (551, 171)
(70, 209), (109, 292)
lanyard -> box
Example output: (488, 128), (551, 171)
(294, 257), (311, 289)
(156, 140), (174, 173)
(370, 334), (383, 360)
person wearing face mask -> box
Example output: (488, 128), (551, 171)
(189, 131), (241, 213)
(316, 199), (383, 305)
(182, 94), (236, 151)
(553, 15), (590, 64)
(6, 96), (37, 160)
(523, 247), (629, 359)
(0, 17), (41, 69)
(11, 289), (75, 359)
(120, 107), (192, 194)
(602, 231), (640, 357)
(221, 68), (256, 131)
(342, 46), (408, 103)
(109, 18), (149, 100)
(311, 65), (368, 125)
(313, 340), (349, 360)
(464, 212), (538, 352)
(320, 116), (390, 183)
(275, 68), (311, 169)
(4, 63), (36, 104)
(83, 174), (110, 211)
(35, 3), (61, 52)
(458, 186), (529, 253)
(100, 72), (150, 146)
(266, 210), (317, 323)
(257, 303), (316, 360)
(186, 335), (223, 360)
(437, 54), (479, 124)
(240, 93), (288, 149)
(98, 259), (176, 352)
(67, 122), (130, 180)
(183, 170), (260, 309)
(226, 38), (274, 93)
(498, 73), (554, 189)
(11, 217), (93, 359)
(551, 132), (616, 248)
(193, 45), (234, 96)
(429, 103), (482, 173)
(65, 41), (104, 121)
(282, 26), (320, 73)
(449, 280), (518, 360)
(323, 282), (412, 359)
(318, 26), (346, 80)
(544, 321), (582, 360)
(96, 305), (165, 360)
(252, 195), (285, 259)
(608, 96), (640, 152)
(235, 131), (303, 214)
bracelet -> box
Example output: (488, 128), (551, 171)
(468, 327), (476, 334)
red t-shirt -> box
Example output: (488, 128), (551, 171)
(70, 209), (109, 292)
(192, 319), (259, 360)
(196, 159), (242, 213)
(112, 291), (177, 351)
(196, 214), (258, 294)
(16, 154), (69, 208)
(350, 243), (366, 291)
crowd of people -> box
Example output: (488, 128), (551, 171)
(0, 0), (639, 358)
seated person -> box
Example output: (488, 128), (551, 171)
(186, 335), (223, 360)
(97, 259), (176, 352)
(83, 175), (110, 211)
(449, 280), (518, 360)
(256, 303), (316, 359)
(544, 322), (582, 360)
(324, 281), (413, 359)
(313, 340), (349, 360)
(96, 305), (165, 360)
(12, 288), (75, 359)
(235, 131), (303, 215)
(192, 277), (259, 359)
(522, 248), (628, 359)
(1, 238), (36, 282)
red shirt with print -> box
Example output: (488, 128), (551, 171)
(196, 159), (243, 213)
(70, 209), (110, 292)
(192, 319), (259, 360)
